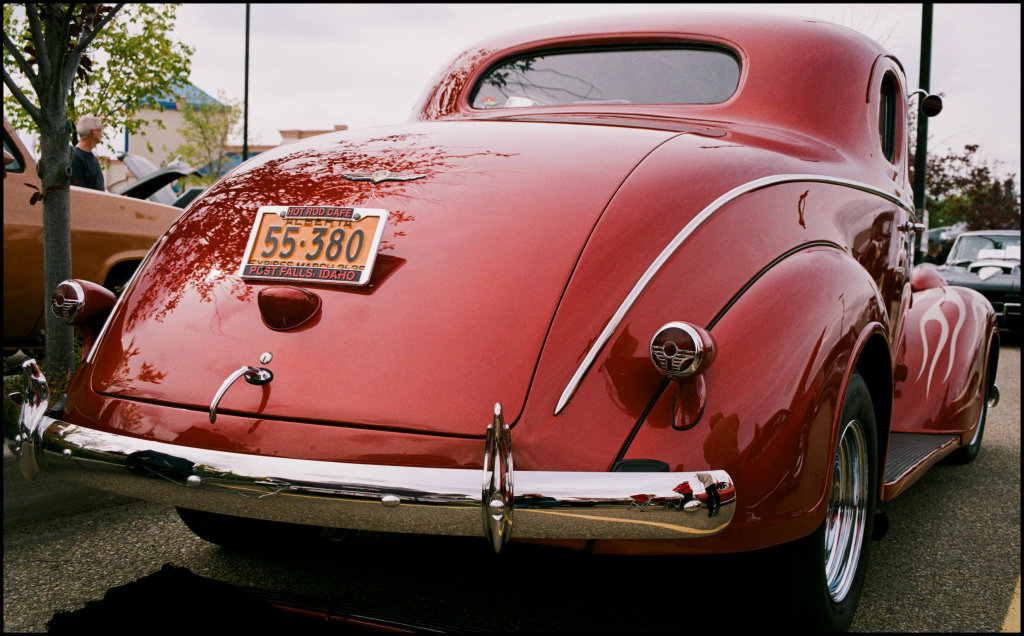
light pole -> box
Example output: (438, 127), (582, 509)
(913, 3), (933, 257)
(243, 3), (250, 162)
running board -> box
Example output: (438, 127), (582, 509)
(881, 432), (960, 501)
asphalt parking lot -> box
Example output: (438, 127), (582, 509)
(3, 345), (1020, 632)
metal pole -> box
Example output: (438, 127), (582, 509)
(243, 4), (250, 161)
(913, 3), (933, 256)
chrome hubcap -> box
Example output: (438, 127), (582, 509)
(824, 418), (869, 603)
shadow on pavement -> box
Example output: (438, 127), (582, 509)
(45, 563), (454, 633)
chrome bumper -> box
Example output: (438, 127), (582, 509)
(11, 360), (734, 552)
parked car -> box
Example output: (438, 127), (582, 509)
(921, 222), (966, 264)
(117, 152), (204, 208)
(2, 119), (189, 351)
(10, 14), (1000, 631)
(937, 229), (1021, 331)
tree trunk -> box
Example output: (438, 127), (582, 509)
(4, 4), (126, 387)
(38, 108), (75, 383)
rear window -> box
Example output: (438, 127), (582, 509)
(471, 46), (741, 109)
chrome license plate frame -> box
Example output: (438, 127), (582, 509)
(239, 206), (388, 286)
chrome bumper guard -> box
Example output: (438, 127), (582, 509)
(11, 360), (734, 552)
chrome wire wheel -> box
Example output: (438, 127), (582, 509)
(823, 417), (870, 603)
(770, 372), (875, 631)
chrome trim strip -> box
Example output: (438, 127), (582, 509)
(555, 174), (913, 414)
(13, 361), (735, 542)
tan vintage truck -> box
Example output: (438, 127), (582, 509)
(3, 118), (189, 351)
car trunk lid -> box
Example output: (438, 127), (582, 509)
(90, 121), (676, 436)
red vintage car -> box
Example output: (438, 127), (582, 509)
(11, 14), (1000, 631)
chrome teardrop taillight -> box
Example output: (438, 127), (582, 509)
(649, 321), (716, 431)
(649, 322), (715, 379)
(51, 281), (85, 323)
(51, 280), (116, 325)
(50, 279), (118, 358)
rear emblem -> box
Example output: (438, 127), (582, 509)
(342, 170), (426, 184)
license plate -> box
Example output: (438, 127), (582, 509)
(240, 206), (388, 286)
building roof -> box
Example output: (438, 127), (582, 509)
(145, 82), (222, 110)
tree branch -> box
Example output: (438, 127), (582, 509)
(58, 4), (125, 98)
(2, 28), (38, 84)
(56, 4), (76, 69)
(55, 4), (85, 95)
(44, 5), (73, 89)
(23, 3), (51, 80)
(2, 67), (43, 123)
(72, 3), (125, 56)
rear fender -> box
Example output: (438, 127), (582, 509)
(518, 177), (905, 478)
(892, 283), (998, 437)
(603, 245), (890, 553)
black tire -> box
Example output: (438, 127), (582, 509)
(945, 378), (988, 464)
(768, 371), (878, 632)
(102, 261), (139, 296)
(175, 507), (322, 551)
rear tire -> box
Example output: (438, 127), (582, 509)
(768, 371), (878, 631)
(175, 507), (322, 551)
(945, 378), (988, 464)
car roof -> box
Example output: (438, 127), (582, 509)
(958, 230), (1020, 236)
(413, 12), (894, 161)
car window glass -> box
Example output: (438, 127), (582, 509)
(471, 47), (740, 108)
(3, 133), (25, 173)
(948, 234), (1022, 263)
(879, 73), (897, 161)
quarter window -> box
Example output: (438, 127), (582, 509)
(879, 73), (898, 162)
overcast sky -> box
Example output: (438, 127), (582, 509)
(131, 3), (1024, 184)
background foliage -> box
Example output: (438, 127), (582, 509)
(2, 3), (192, 379)
(173, 92), (241, 187)
(3, 3), (193, 153)
(908, 111), (1020, 232)
(923, 145), (1020, 231)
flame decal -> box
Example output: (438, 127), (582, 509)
(916, 289), (966, 397)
